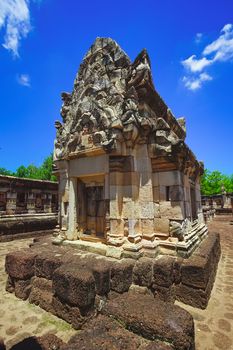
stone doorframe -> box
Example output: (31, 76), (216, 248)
(76, 174), (107, 242)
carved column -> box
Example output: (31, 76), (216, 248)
(67, 177), (77, 240)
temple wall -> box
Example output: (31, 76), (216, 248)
(152, 170), (185, 236)
(0, 175), (58, 239)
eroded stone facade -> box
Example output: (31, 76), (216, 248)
(53, 37), (207, 258)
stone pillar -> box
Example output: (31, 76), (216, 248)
(134, 144), (154, 242)
(43, 193), (52, 213)
(27, 193), (36, 213)
(67, 177), (77, 240)
(108, 171), (125, 246)
(6, 192), (17, 215)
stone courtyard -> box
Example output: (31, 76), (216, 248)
(0, 215), (232, 349)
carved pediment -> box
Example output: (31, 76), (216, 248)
(54, 38), (187, 161)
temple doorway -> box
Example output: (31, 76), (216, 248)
(77, 176), (106, 241)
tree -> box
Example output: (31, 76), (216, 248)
(0, 168), (14, 176)
(201, 169), (233, 195)
(0, 154), (57, 182)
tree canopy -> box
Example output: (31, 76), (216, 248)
(0, 154), (57, 182)
(201, 169), (233, 195)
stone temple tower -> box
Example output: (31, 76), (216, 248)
(53, 37), (207, 259)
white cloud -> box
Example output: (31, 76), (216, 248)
(203, 24), (233, 62)
(181, 55), (213, 73)
(181, 24), (233, 90)
(0, 0), (36, 57)
(17, 73), (31, 86)
(183, 73), (212, 91)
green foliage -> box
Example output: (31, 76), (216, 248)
(0, 167), (14, 176)
(201, 169), (233, 195)
(0, 154), (57, 182)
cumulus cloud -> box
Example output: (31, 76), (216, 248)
(182, 55), (213, 73)
(181, 24), (233, 90)
(0, 0), (37, 57)
(17, 73), (31, 86)
(183, 73), (212, 91)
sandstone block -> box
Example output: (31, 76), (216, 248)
(158, 171), (182, 186)
(153, 186), (159, 202)
(154, 218), (169, 233)
(141, 219), (154, 235)
(170, 185), (184, 201)
(159, 201), (185, 220)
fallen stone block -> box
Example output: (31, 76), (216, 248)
(102, 293), (194, 350)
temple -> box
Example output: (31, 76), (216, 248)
(53, 37), (207, 258)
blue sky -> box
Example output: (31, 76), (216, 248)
(0, 0), (232, 175)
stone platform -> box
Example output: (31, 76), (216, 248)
(4, 232), (220, 349)
(0, 213), (58, 242)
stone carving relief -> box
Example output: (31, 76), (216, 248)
(53, 38), (194, 167)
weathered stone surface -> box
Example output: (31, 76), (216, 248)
(102, 293), (195, 350)
(35, 251), (63, 280)
(153, 284), (175, 303)
(133, 257), (153, 287)
(152, 256), (174, 287)
(181, 255), (210, 289)
(62, 315), (173, 350)
(52, 296), (90, 329)
(5, 250), (37, 279)
(175, 232), (221, 308)
(92, 260), (111, 295)
(53, 263), (96, 308)
(175, 282), (212, 309)
(0, 215), (57, 239)
(110, 259), (134, 293)
(14, 279), (31, 300)
(29, 277), (54, 313)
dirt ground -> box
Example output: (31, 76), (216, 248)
(0, 215), (233, 349)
